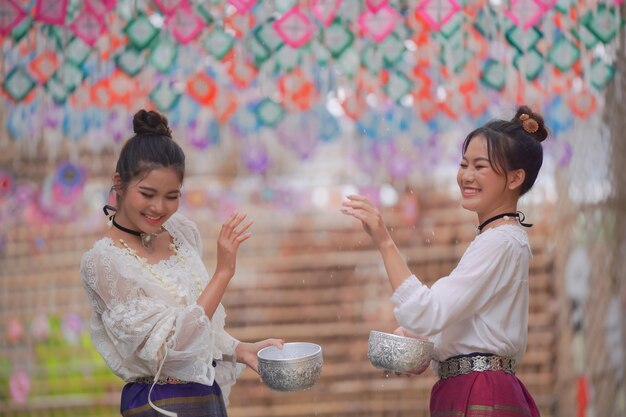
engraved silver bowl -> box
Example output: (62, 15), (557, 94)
(257, 342), (323, 392)
(368, 330), (434, 372)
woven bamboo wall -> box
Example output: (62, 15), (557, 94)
(0, 185), (557, 417)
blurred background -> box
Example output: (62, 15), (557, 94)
(1, 0), (625, 416)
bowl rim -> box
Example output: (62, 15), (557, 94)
(257, 342), (322, 362)
(369, 330), (434, 347)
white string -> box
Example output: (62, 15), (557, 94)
(148, 346), (178, 417)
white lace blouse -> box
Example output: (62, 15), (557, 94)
(391, 224), (532, 362)
(80, 213), (244, 405)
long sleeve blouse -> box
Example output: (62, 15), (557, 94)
(80, 213), (244, 404)
(391, 224), (532, 362)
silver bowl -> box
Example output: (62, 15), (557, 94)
(257, 342), (323, 392)
(368, 330), (434, 372)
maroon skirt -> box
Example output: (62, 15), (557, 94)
(430, 370), (540, 417)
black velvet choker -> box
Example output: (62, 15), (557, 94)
(477, 211), (532, 233)
(103, 205), (163, 251)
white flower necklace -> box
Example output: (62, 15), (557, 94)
(119, 238), (204, 304)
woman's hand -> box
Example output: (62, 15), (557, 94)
(392, 327), (431, 377)
(235, 339), (285, 374)
(341, 195), (393, 249)
(214, 212), (253, 281)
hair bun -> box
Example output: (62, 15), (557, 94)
(133, 109), (172, 138)
(512, 105), (548, 142)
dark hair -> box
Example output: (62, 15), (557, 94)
(461, 105), (548, 196)
(114, 109), (185, 192)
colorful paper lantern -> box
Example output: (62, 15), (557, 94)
(187, 72), (218, 105)
(204, 28), (235, 60)
(29, 51), (59, 84)
(547, 36), (580, 72)
(416, 0), (461, 31)
(513, 48), (544, 81)
(3, 67), (36, 102)
(69, 8), (105, 47)
(0, 0), (27, 36)
(149, 36), (179, 73)
(581, 4), (623, 44)
(324, 19), (354, 58)
(228, 0), (257, 14)
(481, 58), (506, 91)
(273, 7), (314, 48)
(255, 98), (285, 127)
(312, 0), (342, 27)
(153, 0), (188, 15)
(357, 4), (399, 43)
(589, 59), (615, 91)
(115, 47), (146, 76)
(123, 13), (159, 50)
(150, 81), (181, 111)
(503, 0), (551, 30)
(166, 5), (205, 44)
(34, 0), (69, 25)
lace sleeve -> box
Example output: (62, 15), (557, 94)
(80, 246), (223, 385)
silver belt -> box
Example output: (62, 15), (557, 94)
(134, 376), (190, 385)
(437, 354), (516, 379)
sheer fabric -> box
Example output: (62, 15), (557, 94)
(391, 225), (532, 362)
(80, 213), (244, 405)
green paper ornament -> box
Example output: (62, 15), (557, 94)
(362, 44), (384, 74)
(385, 70), (413, 103)
(149, 37), (179, 73)
(245, 33), (271, 67)
(336, 46), (359, 78)
(481, 59), (506, 90)
(150, 82), (181, 111)
(513, 48), (544, 81)
(196, 3), (215, 25)
(66, 36), (92, 66)
(254, 18), (284, 53)
(571, 25), (600, 50)
(115, 47), (146, 76)
(582, 4), (623, 44)
(255, 98), (285, 127)
(381, 32), (405, 67)
(45, 76), (69, 104)
(505, 26), (542, 54)
(275, 45), (303, 72)
(324, 20), (354, 59)
(204, 28), (235, 60)
(54, 62), (84, 93)
(547, 37), (580, 72)
(124, 13), (159, 51)
(589, 59), (615, 90)
(3, 67), (36, 101)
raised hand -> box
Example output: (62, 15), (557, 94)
(214, 212), (253, 281)
(341, 195), (393, 249)
(235, 338), (285, 374)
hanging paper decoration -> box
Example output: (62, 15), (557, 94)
(150, 81), (181, 111)
(357, 4), (399, 42)
(123, 12), (159, 50)
(589, 59), (615, 91)
(188, 116), (219, 150)
(366, 0), (389, 13)
(277, 113), (319, 159)
(115, 47), (146, 76)
(69, 8), (106, 46)
(513, 49), (544, 81)
(0, 0), (27, 36)
(52, 162), (86, 204)
(255, 98), (285, 127)
(153, 0), (188, 15)
(211, 89), (239, 123)
(3, 67), (36, 102)
(481, 59), (506, 90)
(204, 27), (235, 60)
(166, 5), (204, 44)
(273, 7), (314, 48)
(9, 371), (31, 404)
(503, 0), (551, 30)
(416, 0), (461, 31)
(547, 36), (580, 72)
(567, 89), (597, 119)
(187, 72), (218, 105)
(581, 4), (623, 44)
(253, 18), (284, 53)
(275, 45), (303, 71)
(9, 15), (32, 42)
(316, 106), (340, 142)
(85, 0), (116, 15)
(66, 37), (92, 66)
(385, 70), (413, 103)
(324, 19), (354, 58)
(246, 32), (272, 66)
(34, 0), (69, 25)
(28, 52), (59, 84)
(312, 0), (342, 27)
(231, 104), (260, 136)
(149, 36), (179, 73)
(505, 26), (543, 54)
(229, 0), (257, 14)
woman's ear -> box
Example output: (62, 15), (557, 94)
(508, 169), (525, 191)
(112, 173), (123, 193)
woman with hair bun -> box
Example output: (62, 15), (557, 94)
(342, 105), (547, 416)
(80, 109), (283, 417)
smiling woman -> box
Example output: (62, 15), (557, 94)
(341, 105), (549, 417)
(79, 109), (284, 417)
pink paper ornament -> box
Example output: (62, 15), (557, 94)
(416, 0), (461, 31)
(228, 0), (257, 14)
(34, 0), (69, 25)
(166, 5), (205, 44)
(0, 0), (27, 36)
(85, 0), (116, 15)
(504, 0), (552, 30)
(153, 0), (188, 15)
(357, 4), (399, 43)
(69, 8), (106, 47)
(273, 7), (314, 48)
(312, 0), (342, 27)
(10, 371), (31, 404)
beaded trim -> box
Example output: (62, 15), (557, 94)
(437, 354), (516, 380)
(134, 376), (190, 385)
